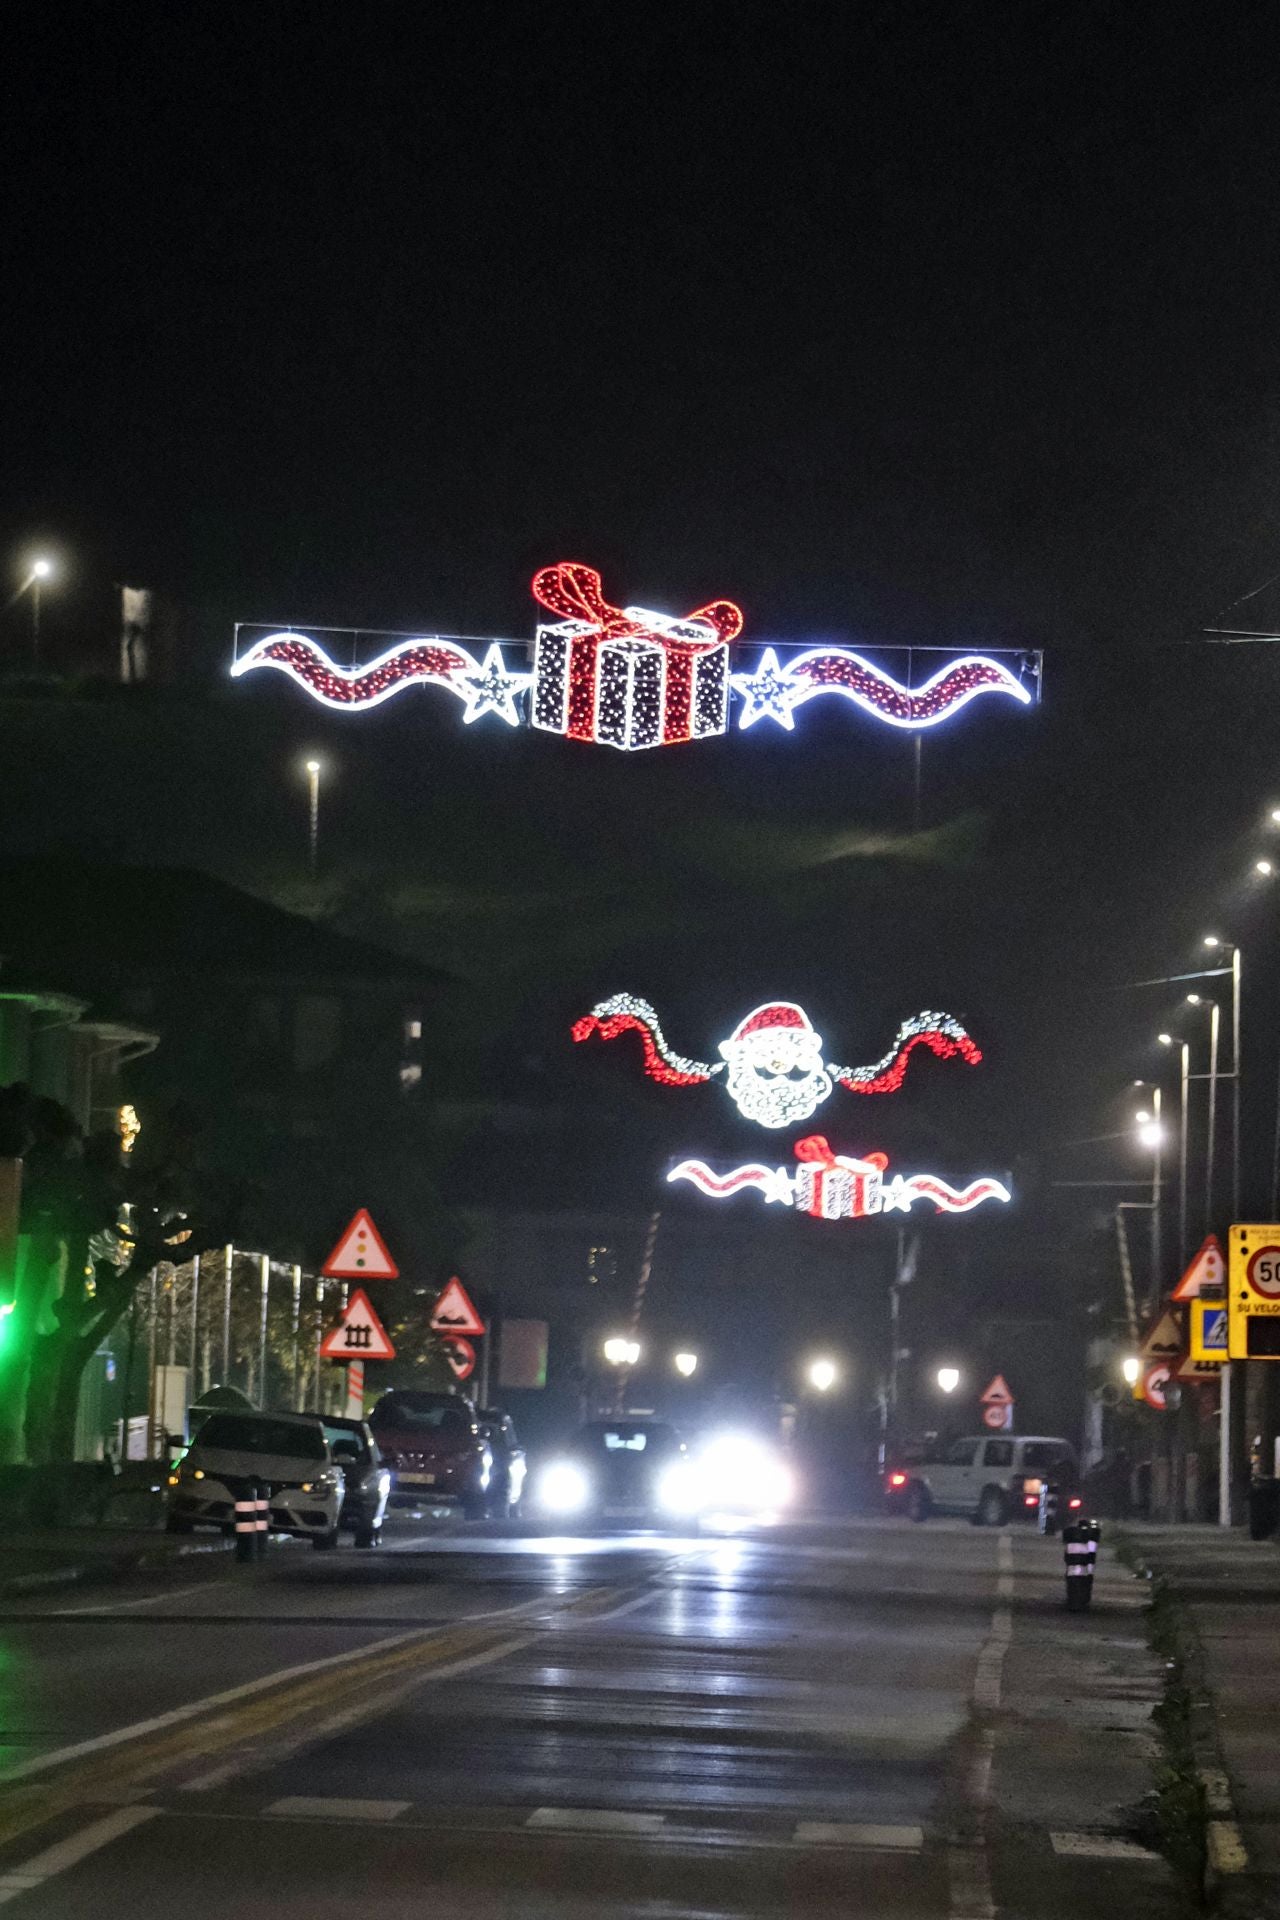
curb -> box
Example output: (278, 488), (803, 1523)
(1117, 1532), (1251, 1912)
(0, 1536), (233, 1597)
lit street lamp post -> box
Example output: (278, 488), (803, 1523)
(1133, 1082), (1163, 1308)
(807, 1357), (838, 1394)
(1185, 995), (1221, 1231)
(673, 1351), (698, 1378)
(1157, 1033), (1190, 1268)
(304, 759), (322, 877)
(936, 1366), (960, 1395)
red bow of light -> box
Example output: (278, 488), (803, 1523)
(531, 562), (743, 650)
(793, 1136), (888, 1173)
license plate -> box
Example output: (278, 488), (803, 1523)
(399, 1472), (437, 1486)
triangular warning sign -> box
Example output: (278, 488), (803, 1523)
(1140, 1309), (1184, 1362)
(323, 1209), (399, 1280)
(320, 1288), (396, 1361)
(1171, 1235), (1226, 1302)
(430, 1276), (485, 1337)
(979, 1374), (1013, 1405)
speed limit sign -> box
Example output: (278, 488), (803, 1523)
(1230, 1226), (1280, 1358)
(1247, 1247), (1280, 1299)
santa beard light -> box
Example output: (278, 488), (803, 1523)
(572, 994), (983, 1128)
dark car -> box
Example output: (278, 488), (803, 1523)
(535, 1418), (697, 1526)
(477, 1408), (527, 1518)
(321, 1415), (392, 1548)
(368, 1389), (492, 1519)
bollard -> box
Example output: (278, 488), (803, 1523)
(234, 1484), (258, 1564)
(1063, 1517), (1099, 1611)
(1037, 1480), (1060, 1536)
(254, 1484), (270, 1559)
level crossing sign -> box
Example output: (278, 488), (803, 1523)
(319, 1287), (396, 1361)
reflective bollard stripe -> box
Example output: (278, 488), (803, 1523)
(254, 1497), (270, 1532)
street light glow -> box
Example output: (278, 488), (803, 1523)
(1157, 1032), (1173, 1046)
(603, 1335), (640, 1367)
(1203, 934), (1222, 949)
(1271, 811), (1280, 827)
(807, 1357), (838, 1393)
(1186, 993), (1202, 1006)
(936, 1366), (960, 1394)
(30, 557), (52, 580)
(1258, 859), (1275, 877)
(1137, 1120), (1163, 1150)
(305, 758), (321, 775)
(674, 1350), (698, 1377)
(1122, 1355), (1141, 1385)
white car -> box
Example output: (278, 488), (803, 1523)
(897, 1433), (1079, 1526)
(167, 1410), (346, 1550)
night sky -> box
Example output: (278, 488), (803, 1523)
(6, 3), (1280, 1422)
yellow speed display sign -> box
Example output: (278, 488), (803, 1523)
(1228, 1225), (1280, 1359)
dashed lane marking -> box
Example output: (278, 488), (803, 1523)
(266, 1796), (409, 1821)
(527, 1807), (665, 1835)
(1207, 1818), (1249, 1875)
(794, 1821), (923, 1851)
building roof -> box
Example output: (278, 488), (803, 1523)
(0, 859), (448, 997)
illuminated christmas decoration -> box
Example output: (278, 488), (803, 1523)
(231, 567), (1039, 745)
(732, 646), (1033, 731)
(573, 995), (981, 1128)
(530, 562), (741, 750)
(118, 1104), (141, 1156)
(230, 631), (529, 723)
(669, 1135), (1011, 1220)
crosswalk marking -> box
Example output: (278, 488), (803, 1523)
(794, 1821), (923, 1850)
(265, 1795), (410, 1821)
(527, 1807), (665, 1834)
(1050, 1831), (1160, 1862)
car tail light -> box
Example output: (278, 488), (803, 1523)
(1024, 1494), (1037, 1507)
(1068, 1495), (1083, 1510)
(889, 1472), (907, 1488)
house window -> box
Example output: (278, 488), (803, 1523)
(293, 996), (342, 1072)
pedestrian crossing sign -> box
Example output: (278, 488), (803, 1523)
(1189, 1299), (1227, 1366)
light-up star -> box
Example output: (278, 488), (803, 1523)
(459, 644), (527, 726)
(732, 648), (800, 730)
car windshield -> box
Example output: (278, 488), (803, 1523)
(194, 1415), (326, 1461)
(370, 1397), (471, 1433)
(578, 1423), (679, 1456)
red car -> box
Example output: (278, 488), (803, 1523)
(368, 1389), (493, 1519)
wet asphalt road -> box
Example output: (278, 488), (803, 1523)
(0, 1515), (1191, 1917)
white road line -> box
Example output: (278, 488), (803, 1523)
(54, 1584), (214, 1617)
(266, 1796), (409, 1821)
(1050, 1831), (1161, 1862)
(584, 1586), (662, 1622)
(949, 1535), (1013, 1920)
(947, 1840), (996, 1919)
(527, 1807), (665, 1835)
(794, 1821), (923, 1851)
(0, 1805), (159, 1906)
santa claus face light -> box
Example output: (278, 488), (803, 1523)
(572, 994), (983, 1129)
(717, 1004), (834, 1128)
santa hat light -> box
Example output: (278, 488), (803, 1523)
(727, 1003), (819, 1048)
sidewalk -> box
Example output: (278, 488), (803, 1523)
(1125, 1522), (1280, 1915)
(0, 1526), (229, 1595)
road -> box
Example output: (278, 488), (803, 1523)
(0, 1515), (1189, 1917)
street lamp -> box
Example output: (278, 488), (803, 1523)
(1122, 1355), (1141, 1386)
(16, 554), (55, 663)
(1157, 1032), (1190, 1267)
(936, 1366), (960, 1394)
(1132, 1080), (1163, 1307)
(807, 1357), (838, 1393)
(1185, 993), (1221, 1231)
(303, 758), (323, 876)
(673, 1351), (698, 1378)
(603, 1335), (640, 1367)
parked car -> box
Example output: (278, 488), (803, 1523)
(368, 1389), (492, 1519)
(166, 1410), (345, 1549)
(477, 1408), (526, 1518)
(888, 1434), (1080, 1526)
(321, 1415), (392, 1548)
(535, 1418), (698, 1526)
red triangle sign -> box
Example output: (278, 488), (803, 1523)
(320, 1288), (396, 1361)
(323, 1209), (399, 1280)
(430, 1276), (485, 1338)
(1171, 1234), (1226, 1302)
(979, 1374), (1014, 1405)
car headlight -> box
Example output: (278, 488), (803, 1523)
(657, 1463), (702, 1517)
(539, 1460), (589, 1514)
(696, 1433), (792, 1511)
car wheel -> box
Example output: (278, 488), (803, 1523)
(354, 1524), (381, 1549)
(907, 1484), (930, 1523)
(312, 1524), (341, 1551)
(975, 1487), (1008, 1527)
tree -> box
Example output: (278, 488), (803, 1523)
(0, 1084), (231, 1465)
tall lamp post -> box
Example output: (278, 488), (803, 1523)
(1132, 1082), (1164, 1310)
(304, 758), (322, 877)
(1202, 937), (1242, 1222)
(1157, 1032), (1190, 1269)
(1185, 995), (1221, 1231)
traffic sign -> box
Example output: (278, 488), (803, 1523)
(440, 1336), (476, 1381)
(982, 1401), (1012, 1431)
(1229, 1225), (1280, 1359)
(1177, 1352), (1223, 1385)
(1189, 1299), (1228, 1365)
(1142, 1361), (1172, 1410)
(319, 1287), (396, 1361)
(430, 1276), (485, 1337)
(979, 1374), (1013, 1405)
(323, 1209), (399, 1280)
(1139, 1309), (1183, 1362)
(1171, 1234), (1225, 1302)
